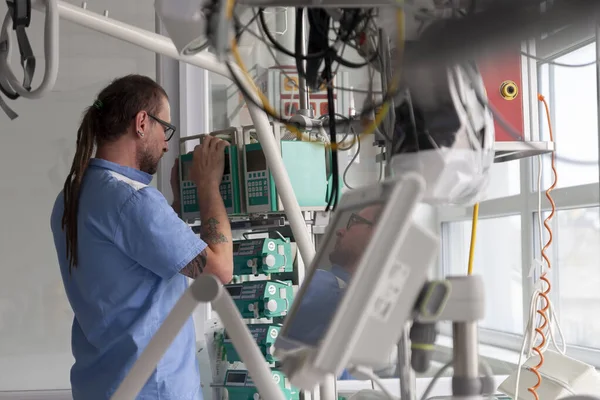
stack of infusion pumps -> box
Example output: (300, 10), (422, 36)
(178, 127), (302, 399)
(218, 233), (298, 400)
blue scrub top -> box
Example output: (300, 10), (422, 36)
(50, 159), (207, 400)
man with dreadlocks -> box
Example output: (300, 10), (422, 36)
(50, 74), (233, 400)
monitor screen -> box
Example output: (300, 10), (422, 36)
(280, 203), (384, 347)
(246, 149), (267, 172)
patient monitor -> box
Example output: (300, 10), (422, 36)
(274, 174), (439, 391)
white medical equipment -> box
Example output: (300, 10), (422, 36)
(499, 351), (600, 400)
(274, 174), (438, 388)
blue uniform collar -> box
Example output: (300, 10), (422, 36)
(89, 158), (153, 185)
(332, 264), (351, 283)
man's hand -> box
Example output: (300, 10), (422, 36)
(190, 135), (229, 189)
(180, 135), (233, 284)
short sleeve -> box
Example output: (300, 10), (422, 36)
(114, 187), (207, 280)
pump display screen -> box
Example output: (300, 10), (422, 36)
(181, 158), (192, 181)
(224, 154), (231, 175)
(226, 286), (243, 297)
(226, 371), (247, 384)
(246, 149), (267, 172)
(280, 203), (383, 346)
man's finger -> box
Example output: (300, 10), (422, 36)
(216, 140), (229, 152)
(207, 135), (219, 151)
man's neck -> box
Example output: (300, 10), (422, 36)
(95, 142), (139, 170)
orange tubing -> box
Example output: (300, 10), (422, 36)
(528, 94), (558, 400)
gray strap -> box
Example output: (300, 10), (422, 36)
(0, 95), (18, 119)
(15, 24), (35, 90)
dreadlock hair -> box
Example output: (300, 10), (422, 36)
(61, 74), (167, 273)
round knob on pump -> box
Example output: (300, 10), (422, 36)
(264, 254), (276, 267)
(253, 393), (260, 400)
(266, 299), (278, 312)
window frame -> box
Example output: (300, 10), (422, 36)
(436, 32), (600, 368)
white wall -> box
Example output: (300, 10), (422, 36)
(0, 0), (155, 391)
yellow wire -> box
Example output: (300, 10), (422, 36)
(225, 0), (405, 151)
(467, 203), (479, 276)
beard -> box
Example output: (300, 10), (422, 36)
(138, 148), (161, 175)
(328, 244), (356, 267)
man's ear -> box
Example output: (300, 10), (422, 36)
(134, 110), (150, 137)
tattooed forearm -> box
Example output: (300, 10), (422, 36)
(180, 249), (208, 279)
(201, 217), (228, 245)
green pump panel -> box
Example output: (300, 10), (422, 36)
(243, 141), (330, 213)
(222, 369), (299, 400)
(179, 146), (241, 221)
(223, 324), (281, 363)
(225, 280), (294, 319)
(233, 238), (293, 276)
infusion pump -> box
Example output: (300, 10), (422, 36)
(178, 125), (336, 222)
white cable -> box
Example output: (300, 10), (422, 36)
(520, 51), (597, 68)
(0, 0), (59, 99)
(348, 365), (399, 400)
(342, 133), (360, 190)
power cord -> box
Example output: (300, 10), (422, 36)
(342, 129), (361, 190)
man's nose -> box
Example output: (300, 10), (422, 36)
(336, 228), (345, 237)
(164, 142), (169, 152)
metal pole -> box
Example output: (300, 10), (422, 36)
(596, 18), (600, 199)
(319, 375), (337, 400)
(397, 323), (416, 400)
(378, 28), (395, 178)
(297, 9), (312, 116)
(452, 322), (480, 397)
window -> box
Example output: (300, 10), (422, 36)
(551, 207), (600, 349)
(443, 216), (524, 334)
(438, 37), (600, 365)
(538, 42), (599, 189)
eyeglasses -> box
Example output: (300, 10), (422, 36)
(149, 114), (177, 141)
(346, 213), (374, 230)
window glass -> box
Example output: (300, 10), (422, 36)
(443, 216), (523, 334)
(482, 162), (520, 200)
(538, 43), (599, 189)
(541, 207), (600, 349)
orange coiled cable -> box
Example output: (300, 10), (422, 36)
(528, 94), (558, 400)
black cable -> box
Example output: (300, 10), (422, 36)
(233, 11), (260, 41)
(324, 55), (339, 211)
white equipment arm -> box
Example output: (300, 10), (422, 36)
(111, 274), (285, 400)
(30, 0), (316, 268)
